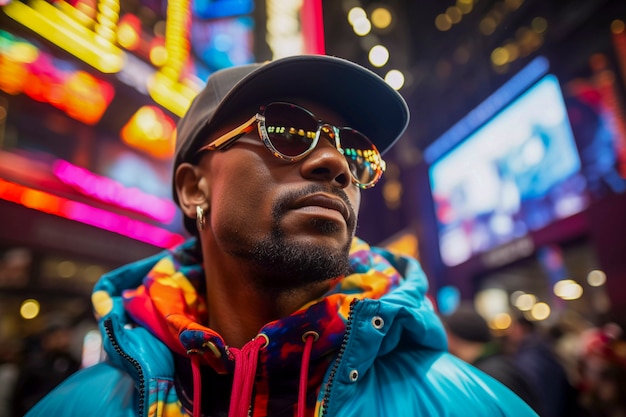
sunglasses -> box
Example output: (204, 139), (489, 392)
(196, 102), (386, 189)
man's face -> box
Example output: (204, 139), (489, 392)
(198, 100), (362, 289)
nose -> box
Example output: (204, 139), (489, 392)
(300, 128), (352, 188)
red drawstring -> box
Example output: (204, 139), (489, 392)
(190, 354), (203, 417)
(298, 332), (318, 417)
(227, 335), (268, 417)
(190, 332), (317, 417)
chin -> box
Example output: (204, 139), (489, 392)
(248, 233), (352, 290)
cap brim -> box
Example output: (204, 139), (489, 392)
(202, 55), (409, 156)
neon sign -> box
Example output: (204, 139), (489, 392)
(147, 0), (202, 117)
(52, 159), (177, 224)
(120, 106), (176, 159)
(0, 178), (184, 249)
(2, 0), (202, 115)
(2, 0), (125, 74)
(0, 30), (114, 125)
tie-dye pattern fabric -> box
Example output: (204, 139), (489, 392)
(121, 237), (402, 416)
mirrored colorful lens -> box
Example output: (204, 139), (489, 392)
(263, 102), (383, 186)
(264, 103), (317, 157)
(337, 128), (383, 185)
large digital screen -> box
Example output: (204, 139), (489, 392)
(428, 75), (588, 267)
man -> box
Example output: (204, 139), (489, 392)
(442, 303), (541, 413)
(507, 316), (584, 417)
(25, 55), (538, 417)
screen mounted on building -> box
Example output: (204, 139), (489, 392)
(428, 74), (587, 267)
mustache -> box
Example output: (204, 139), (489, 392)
(272, 184), (357, 230)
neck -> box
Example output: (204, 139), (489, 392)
(202, 251), (332, 348)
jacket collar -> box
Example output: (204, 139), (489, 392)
(91, 237), (447, 388)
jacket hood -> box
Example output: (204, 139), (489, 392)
(91, 237), (446, 379)
(92, 238), (445, 354)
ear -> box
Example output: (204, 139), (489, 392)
(174, 162), (210, 220)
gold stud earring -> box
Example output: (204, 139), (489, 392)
(196, 206), (206, 231)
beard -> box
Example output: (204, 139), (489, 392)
(227, 185), (357, 292)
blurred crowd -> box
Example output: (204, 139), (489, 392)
(0, 316), (81, 417)
(1, 305), (625, 416)
(443, 304), (626, 417)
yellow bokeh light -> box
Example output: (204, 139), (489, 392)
(554, 279), (582, 300)
(117, 22), (139, 50)
(510, 290), (525, 305)
(435, 14), (452, 31)
(530, 302), (550, 320)
(446, 6), (462, 24)
(564, 283), (583, 300)
(554, 279), (583, 300)
(531, 16), (548, 33)
(134, 106), (165, 140)
(7, 42), (39, 63)
(150, 44), (168, 67)
(504, 0), (524, 11)
(514, 293), (536, 311)
(553, 279), (574, 296)
(57, 260), (77, 278)
(457, 0), (473, 15)
(491, 46), (509, 66)
(371, 7), (392, 29)
(504, 42), (520, 62)
(383, 180), (402, 207)
(20, 299), (40, 319)
(480, 17), (497, 35)
(153, 20), (166, 37)
(490, 312), (512, 330)
(587, 270), (607, 287)
(611, 19), (625, 34)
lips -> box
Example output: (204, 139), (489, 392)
(291, 193), (351, 223)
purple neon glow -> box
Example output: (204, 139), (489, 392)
(53, 159), (176, 223)
(63, 199), (184, 248)
(0, 178), (184, 248)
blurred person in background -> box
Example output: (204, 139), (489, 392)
(578, 323), (626, 417)
(442, 303), (541, 414)
(507, 315), (584, 417)
(0, 342), (20, 417)
(11, 316), (80, 416)
(24, 55), (538, 417)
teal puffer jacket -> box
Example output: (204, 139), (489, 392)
(26, 240), (538, 417)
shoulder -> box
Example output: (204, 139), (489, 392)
(328, 348), (539, 416)
(402, 350), (539, 415)
(25, 362), (137, 417)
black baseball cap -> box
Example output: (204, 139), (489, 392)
(172, 54), (410, 232)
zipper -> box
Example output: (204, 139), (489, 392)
(320, 298), (359, 417)
(104, 318), (146, 416)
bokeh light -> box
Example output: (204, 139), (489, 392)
(371, 7), (392, 29)
(20, 299), (40, 319)
(384, 69), (404, 90)
(587, 270), (607, 287)
(369, 45), (389, 67)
